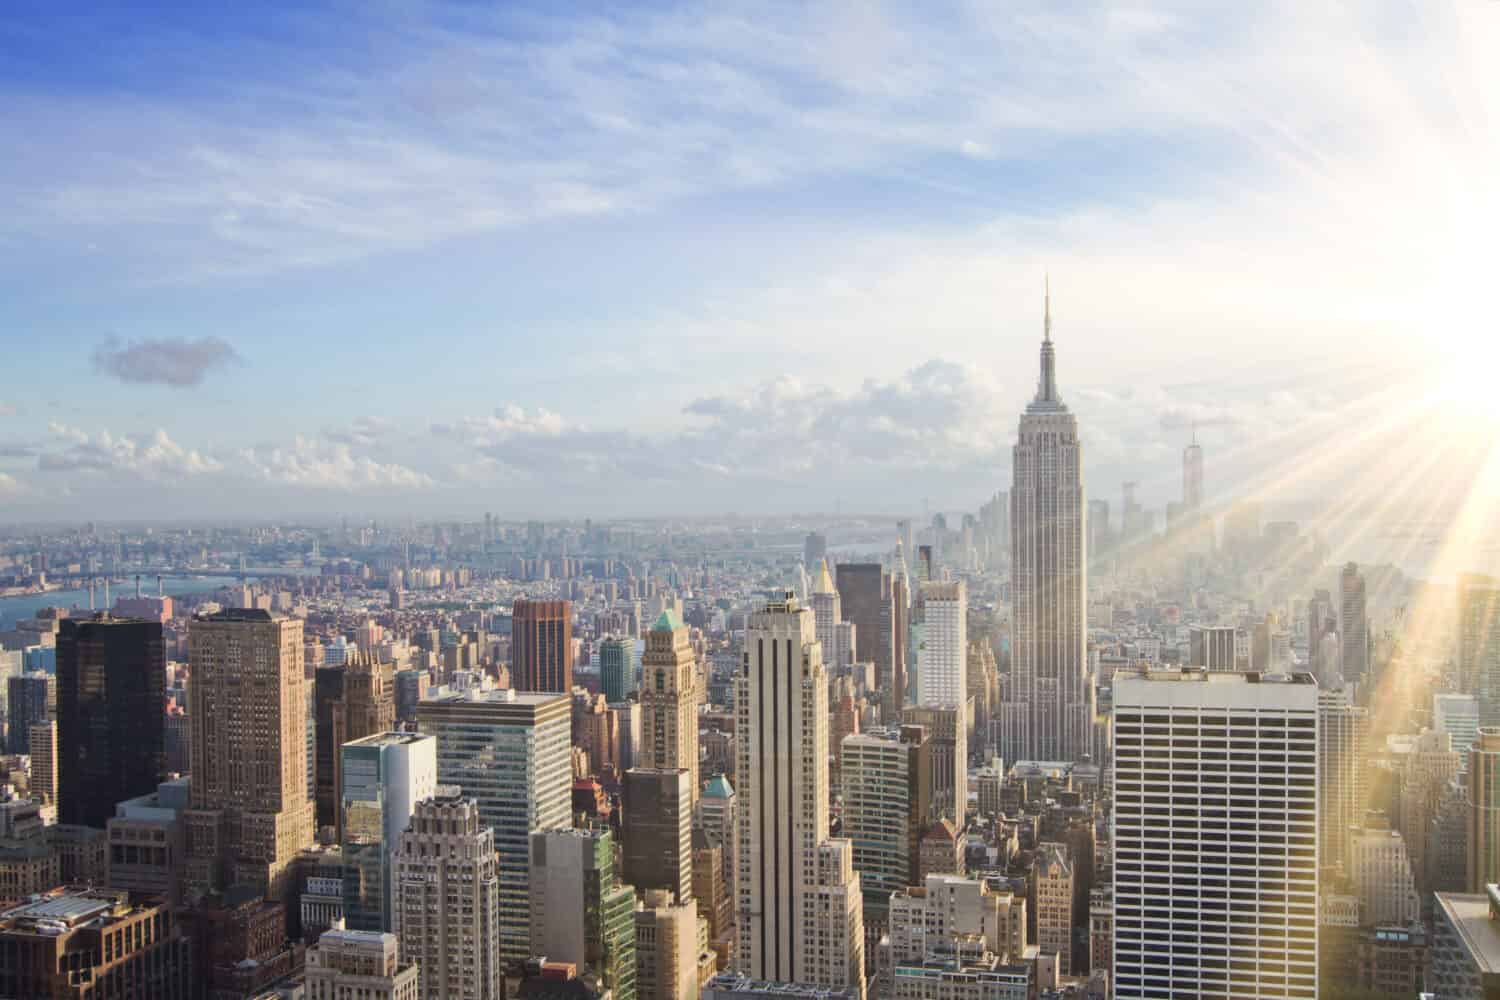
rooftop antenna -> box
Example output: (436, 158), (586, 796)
(135, 574), (141, 599)
(88, 578), (96, 611)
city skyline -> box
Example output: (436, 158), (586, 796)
(3, 2), (1496, 520)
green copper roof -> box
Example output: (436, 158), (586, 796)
(703, 774), (735, 799)
(653, 608), (683, 632)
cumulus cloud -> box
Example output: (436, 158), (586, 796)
(238, 436), (434, 490)
(0, 472), (23, 496)
(323, 416), (396, 447)
(38, 424), (223, 478)
(91, 336), (242, 388)
(0, 402), (17, 417)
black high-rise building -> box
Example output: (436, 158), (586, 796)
(57, 615), (167, 828)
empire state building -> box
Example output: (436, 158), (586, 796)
(999, 283), (1095, 764)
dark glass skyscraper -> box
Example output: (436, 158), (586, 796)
(57, 614), (167, 829)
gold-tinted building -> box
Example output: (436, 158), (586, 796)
(640, 610), (700, 797)
(184, 609), (314, 901)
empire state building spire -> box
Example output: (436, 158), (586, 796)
(1031, 276), (1064, 411)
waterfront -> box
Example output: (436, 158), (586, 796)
(0, 575), (250, 630)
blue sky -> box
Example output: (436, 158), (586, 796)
(0, 1), (1495, 520)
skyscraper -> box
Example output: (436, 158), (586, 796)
(184, 608), (314, 900)
(56, 615), (167, 829)
(1001, 285), (1093, 765)
(901, 704), (968, 828)
(1183, 430), (1203, 510)
(316, 650), (397, 838)
(640, 610), (699, 796)
(733, 593), (865, 998)
(417, 687), (571, 964)
(836, 563), (895, 717)
(623, 767), (694, 903)
(803, 532), (828, 571)
(914, 580), (966, 708)
(5, 672), (49, 755)
(340, 732), (437, 932)
(27, 721), (56, 806)
(304, 926), (420, 999)
(808, 561), (847, 673)
(512, 598), (573, 693)
(1340, 562), (1369, 685)
(392, 788), (502, 999)
(1113, 668), (1319, 999)
(600, 635), (637, 703)
(1469, 727), (1500, 892)
(1319, 688), (1370, 870)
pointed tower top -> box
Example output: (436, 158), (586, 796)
(1044, 273), (1052, 344)
(813, 558), (836, 596)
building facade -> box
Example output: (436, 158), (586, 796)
(512, 599), (574, 693)
(623, 767), (694, 903)
(733, 593), (865, 998)
(392, 788), (503, 999)
(1001, 287), (1094, 765)
(530, 827), (638, 1000)
(340, 732), (437, 932)
(914, 581), (966, 710)
(56, 614), (167, 829)
(640, 610), (699, 797)
(1112, 668), (1319, 999)
(184, 608), (314, 900)
(417, 687), (571, 964)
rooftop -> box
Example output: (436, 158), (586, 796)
(653, 608), (684, 631)
(343, 731), (434, 749)
(703, 774), (735, 799)
(1437, 890), (1500, 973)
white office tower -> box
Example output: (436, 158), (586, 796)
(733, 593), (865, 999)
(1002, 284), (1094, 765)
(1318, 688), (1369, 871)
(1113, 668), (1319, 1000)
(915, 581), (966, 709)
(1347, 815), (1421, 926)
(809, 561), (850, 673)
(392, 788), (502, 1000)
(341, 732), (438, 932)
(878, 875), (1029, 1000)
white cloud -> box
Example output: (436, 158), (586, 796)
(38, 425), (222, 478)
(237, 436), (435, 490)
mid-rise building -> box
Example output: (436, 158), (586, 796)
(623, 767), (694, 903)
(5, 672), (49, 755)
(697, 774), (738, 909)
(1112, 668), (1319, 999)
(879, 875), (1028, 1000)
(1438, 693), (1483, 767)
(0, 888), (194, 999)
(636, 890), (702, 1000)
(901, 703), (968, 828)
(184, 608), (314, 900)
(106, 775), (190, 905)
(418, 687), (571, 964)
(56, 615), (167, 829)
(531, 827), (638, 1000)
(27, 720), (56, 806)
(733, 593), (865, 998)
(1433, 885), (1500, 998)
(1347, 814), (1421, 927)
(340, 732), (438, 932)
(1187, 626), (1237, 671)
(392, 788), (502, 999)
(512, 599), (573, 693)
(305, 924), (421, 1000)
(1034, 842), (1075, 975)
(640, 610), (699, 797)
(841, 726), (934, 931)
(702, 974), (860, 1000)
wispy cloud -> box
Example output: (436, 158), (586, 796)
(91, 336), (242, 387)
